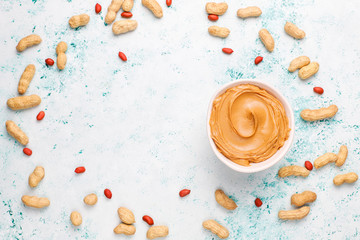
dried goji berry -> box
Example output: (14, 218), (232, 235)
(142, 215), (154, 225)
(255, 56), (263, 65)
(45, 58), (54, 66)
(75, 166), (86, 173)
(304, 161), (313, 171)
(23, 148), (32, 156)
(95, 3), (102, 14)
(37, 111), (45, 121)
(208, 14), (219, 21)
(104, 188), (112, 199)
(179, 189), (191, 197)
(255, 198), (262, 207)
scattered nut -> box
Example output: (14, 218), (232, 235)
(112, 20), (138, 35)
(95, 3), (102, 14)
(259, 29), (274, 52)
(45, 58), (55, 66)
(304, 161), (313, 171)
(278, 206), (310, 220)
(313, 152), (338, 169)
(56, 41), (68, 70)
(37, 111), (45, 121)
(202, 219), (229, 239)
(237, 6), (262, 18)
(284, 22), (306, 39)
(114, 223), (136, 235)
(23, 147), (32, 156)
(28, 166), (45, 188)
(208, 14), (219, 21)
(104, 188), (112, 199)
(278, 165), (310, 178)
(121, 11), (133, 18)
(117, 207), (135, 224)
(335, 145), (348, 167)
(254, 56), (263, 65)
(254, 198), (262, 207)
(21, 195), (50, 208)
(298, 62), (319, 80)
(18, 64), (35, 95)
(313, 87), (324, 95)
(288, 56), (310, 72)
(16, 34), (42, 52)
(146, 225), (169, 239)
(70, 211), (82, 226)
(5, 120), (29, 145)
(333, 172), (358, 186)
(222, 48), (233, 54)
(179, 189), (191, 197)
(69, 14), (90, 28)
(118, 51), (127, 61)
(7, 95), (41, 110)
(291, 191), (317, 207)
(142, 215), (154, 225)
(105, 0), (125, 24)
(300, 105), (338, 121)
(75, 166), (86, 174)
(122, 0), (134, 11)
(208, 26), (230, 38)
(142, 0), (163, 18)
(215, 189), (237, 210)
(83, 193), (98, 205)
(205, 2), (228, 16)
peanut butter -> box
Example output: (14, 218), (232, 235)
(210, 84), (290, 166)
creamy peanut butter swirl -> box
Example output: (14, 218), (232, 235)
(210, 84), (290, 166)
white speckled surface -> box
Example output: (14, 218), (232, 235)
(1, 0), (360, 239)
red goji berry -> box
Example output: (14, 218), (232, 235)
(45, 58), (54, 66)
(255, 198), (262, 207)
(313, 87), (324, 95)
(208, 14), (219, 21)
(166, 0), (172, 7)
(74, 166), (86, 173)
(121, 11), (133, 18)
(304, 161), (313, 171)
(255, 56), (263, 65)
(179, 189), (191, 197)
(118, 52), (127, 62)
(36, 111), (45, 121)
(23, 148), (32, 156)
(95, 3), (102, 14)
(222, 48), (233, 54)
(142, 215), (154, 225)
(104, 189), (112, 199)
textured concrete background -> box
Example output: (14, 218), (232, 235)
(1, 0), (360, 239)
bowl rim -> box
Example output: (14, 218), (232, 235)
(207, 79), (295, 173)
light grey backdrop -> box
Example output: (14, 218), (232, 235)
(1, 0), (360, 239)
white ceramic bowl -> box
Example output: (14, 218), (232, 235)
(207, 79), (295, 173)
